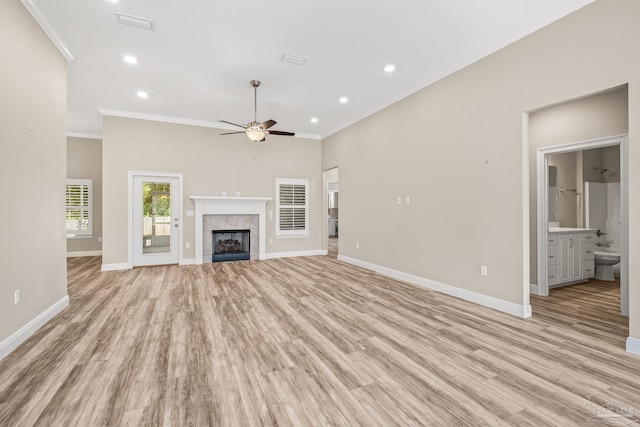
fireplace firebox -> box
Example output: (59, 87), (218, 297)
(212, 229), (250, 262)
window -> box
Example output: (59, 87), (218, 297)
(276, 178), (309, 237)
(66, 179), (92, 237)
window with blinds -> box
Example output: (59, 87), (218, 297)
(66, 179), (92, 237)
(276, 178), (309, 237)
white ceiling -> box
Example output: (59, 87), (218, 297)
(26, 0), (594, 139)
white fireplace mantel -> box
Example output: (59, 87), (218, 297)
(190, 196), (272, 264)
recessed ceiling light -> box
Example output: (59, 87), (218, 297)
(339, 97), (348, 104)
(310, 117), (318, 123)
(384, 64), (396, 73)
(123, 55), (138, 64)
(136, 90), (148, 99)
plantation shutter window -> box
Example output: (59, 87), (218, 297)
(276, 178), (309, 237)
(66, 179), (92, 237)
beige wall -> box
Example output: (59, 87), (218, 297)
(102, 117), (322, 265)
(67, 137), (103, 254)
(322, 0), (640, 340)
(529, 87), (628, 283)
(0, 1), (67, 343)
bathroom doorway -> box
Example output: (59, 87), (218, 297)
(535, 135), (629, 316)
(323, 167), (339, 258)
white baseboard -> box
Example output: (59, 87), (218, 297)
(266, 249), (324, 259)
(529, 283), (539, 295)
(0, 295), (69, 361)
(101, 262), (131, 272)
(627, 337), (640, 356)
(338, 255), (532, 318)
(321, 249), (329, 256)
(67, 250), (102, 258)
(180, 258), (196, 265)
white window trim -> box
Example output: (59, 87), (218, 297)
(276, 178), (309, 238)
(66, 179), (93, 238)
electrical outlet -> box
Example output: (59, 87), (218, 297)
(397, 196), (402, 205)
(405, 196), (411, 204)
(14, 289), (20, 305)
(356, 242), (360, 249)
(185, 242), (190, 249)
(269, 238), (273, 244)
(480, 265), (488, 276)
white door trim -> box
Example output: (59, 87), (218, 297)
(128, 171), (184, 267)
(535, 135), (628, 316)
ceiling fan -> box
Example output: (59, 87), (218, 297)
(220, 80), (295, 142)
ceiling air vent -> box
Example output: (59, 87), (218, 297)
(116, 12), (154, 30)
(280, 54), (307, 66)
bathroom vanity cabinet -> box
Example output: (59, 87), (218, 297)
(547, 228), (596, 287)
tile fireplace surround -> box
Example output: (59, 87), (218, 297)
(190, 196), (271, 264)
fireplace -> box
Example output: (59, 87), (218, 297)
(190, 196), (271, 264)
(212, 229), (250, 262)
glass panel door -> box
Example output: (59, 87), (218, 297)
(133, 175), (179, 266)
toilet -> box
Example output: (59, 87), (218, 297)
(594, 250), (621, 281)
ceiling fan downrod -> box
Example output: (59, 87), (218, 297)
(250, 80), (261, 123)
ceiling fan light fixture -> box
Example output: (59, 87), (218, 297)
(246, 122), (265, 142)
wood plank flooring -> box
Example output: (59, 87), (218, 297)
(1, 256), (639, 426)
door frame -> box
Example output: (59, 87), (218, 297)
(128, 171), (184, 267)
(322, 167), (339, 255)
(535, 135), (628, 315)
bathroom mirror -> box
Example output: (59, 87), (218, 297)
(548, 165), (558, 222)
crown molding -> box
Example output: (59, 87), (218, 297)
(21, 0), (74, 61)
(97, 109), (321, 140)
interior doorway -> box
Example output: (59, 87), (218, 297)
(323, 167), (339, 258)
(535, 135), (629, 316)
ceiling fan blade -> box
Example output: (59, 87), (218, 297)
(267, 130), (295, 136)
(260, 119), (277, 129)
(220, 120), (246, 129)
(220, 131), (245, 135)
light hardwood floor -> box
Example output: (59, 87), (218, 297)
(1, 256), (639, 426)
(328, 237), (338, 258)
